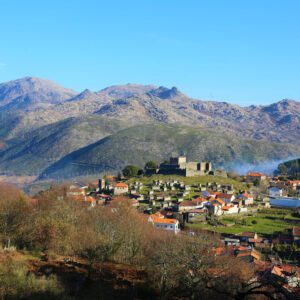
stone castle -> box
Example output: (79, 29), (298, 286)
(150, 156), (213, 177)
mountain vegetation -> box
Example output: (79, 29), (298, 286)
(39, 124), (300, 180)
(0, 116), (126, 175)
(0, 76), (299, 181)
(277, 158), (300, 178)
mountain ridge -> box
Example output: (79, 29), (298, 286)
(0, 76), (299, 180)
(0, 76), (76, 110)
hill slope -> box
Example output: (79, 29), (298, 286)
(0, 77), (300, 181)
(39, 124), (300, 180)
(277, 158), (300, 177)
(0, 116), (126, 175)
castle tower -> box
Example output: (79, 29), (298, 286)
(98, 178), (106, 191)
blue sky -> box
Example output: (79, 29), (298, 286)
(0, 0), (300, 106)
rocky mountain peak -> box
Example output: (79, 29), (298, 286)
(66, 89), (97, 102)
(98, 84), (157, 99)
(148, 86), (183, 99)
(263, 98), (299, 113)
(0, 76), (76, 108)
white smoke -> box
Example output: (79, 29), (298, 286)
(228, 156), (299, 175)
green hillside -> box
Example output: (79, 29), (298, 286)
(277, 158), (300, 177)
(39, 123), (300, 180)
(0, 116), (126, 175)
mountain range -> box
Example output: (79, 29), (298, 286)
(0, 76), (299, 181)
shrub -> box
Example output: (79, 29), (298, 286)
(0, 261), (66, 299)
(122, 165), (143, 178)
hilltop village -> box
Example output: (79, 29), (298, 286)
(0, 155), (300, 298)
(63, 156), (300, 293)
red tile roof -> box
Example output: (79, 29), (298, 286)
(149, 214), (178, 224)
(179, 201), (200, 207)
(240, 232), (256, 238)
(192, 197), (207, 203)
(222, 205), (232, 211)
(214, 198), (225, 205)
(218, 193), (233, 199)
(247, 172), (265, 177)
(115, 182), (128, 188)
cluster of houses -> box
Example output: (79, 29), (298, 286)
(65, 173), (300, 237)
(213, 227), (300, 292)
(221, 228), (300, 251)
(64, 169), (300, 295)
(244, 171), (300, 209)
(268, 178), (300, 208)
(75, 176), (260, 233)
(66, 171), (300, 231)
(65, 176), (257, 234)
(269, 178), (300, 196)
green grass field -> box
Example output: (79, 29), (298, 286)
(187, 209), (300, 237)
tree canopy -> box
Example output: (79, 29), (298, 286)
(145, 161), (158, 169)
(122, 165), (143, 177)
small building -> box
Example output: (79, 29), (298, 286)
(217, 193), (235, 204)
(211, 198), (225, 207)
(224, 237), (240, 246)
(148, 214), (180, 234)
(286, 180), (300, 190)
(246, 172), (267, 183)
(239, 232), (258, 242)
(222, 205), (239, 214)
(114, 182), (129, 195)
(209, 202), (224, 216)
(292, 227), (300, 246)
(178, 200), (203, 212)
(67, 182), (88, 196)
(235, 193), (254, 205)
(186, 208), (207, 223)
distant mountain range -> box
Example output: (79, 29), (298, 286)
(0, 76), (299, 181)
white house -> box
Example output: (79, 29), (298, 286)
(148, 214), (180, 234)
(222, 205), (239, 215)
(209, 203), (224, 216)
(114, 182), (129, 195)
(236, 193), (254, 205)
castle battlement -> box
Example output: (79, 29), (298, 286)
(157, 156), (212, 177)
